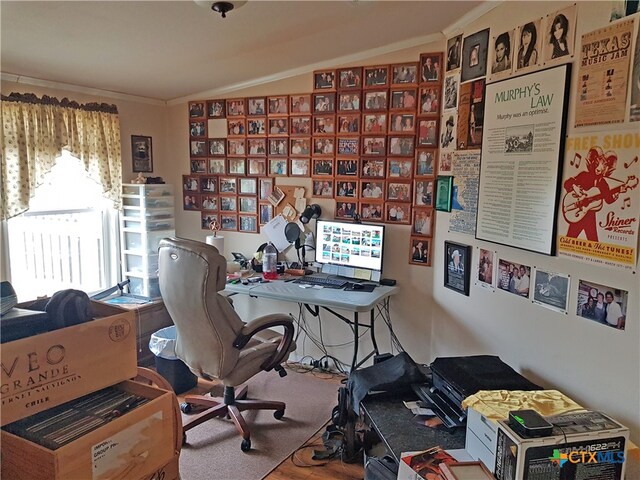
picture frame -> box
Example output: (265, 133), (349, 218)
(219, 177), (237, 194)
(412, 207), (434, 237)
(290, 116), (312, 135)
(361, 180), (385, 200)
(386, 181), (412, 202)
(200, 176), (218, 194)
(390, 62), (419, 86)
(208, 138), (226, 156)
(290, 137), (311, 156)
(239, 196), (258, 214)
(290, 94), (312, 115)
(440, 461), (494, 480)
(220, 214), (238, 231)
(189, 120), (206, 138)
(267, 96), (288, 115)
(183, 193), (200, 210)
(227, 118), (246, 136)
(435, 175), (453, 212)
(268, 138), (288, 156)
(247, 97), (266, 116)
(385, 202), (411, 224)
(312, 179), (334, 197)
(337, 137), (359, 156)
(417, 119), (438, 147)
(239, 215), (258, 233)
(361, 158), (386, 179)
(208, 158), (225, 175)
(418, 87), (441, 116)
(444, 241), (471, 295)
(420, 52), (443, 83)
(189, 102), (205, 118)
(390, 89), (418, 111)
(313, 115), (336, 134)
(389, 113), (416, 134)
(336, 158), (359, 176)
(338, 92), (361, 112)
(131, 135), (153, 172)
(335, 180), (358, 199)
(290, 158), (310, 176)
(337, 67), (363, 90)
(335, 201), (358, 220)
(227, 138), (246, 156)
(268, 117), (288, 136)
(360, 202), (384, 221)
(362, 113), (387, 133)
(220, 195), (237, 212)
(313, 69), (336, 91)
(363, 65), (389, 88)
(207, 99), (225, 118)
(190, 159), (206, 174)
(259, 204), (273, 225)
(259, 178), (273, 201)
(201, 213), (219, 230)
(388, 136), (415, 156)
(190, 140), (206, 157)
(226, 98), (246, 117)
(363, 90), (388, 111)
(362, 136), (386, 156)
(201, 195), (218, 212)
(415, 149), (436, 177)
(461, 28), (490, 83)
(246, 118), (266, 136)
(247, 138), (267, 155)
(239, 177), (257, 195)
(269, 158), (288, 176)
(337, 113), (360, 134)
(312, 158), (334, 176)
(312, 137), (335, 156)
(409, 237), (431, 265)
(247, 158), (267, 176)
(414, 179), (434, 207)
(387, 158), (413, 179)
(183, 175), (199, 192)
(313, 93), (336, 113)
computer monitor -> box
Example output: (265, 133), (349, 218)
(315, 219), (385, 274)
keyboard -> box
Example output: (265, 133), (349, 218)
(292, 276), (348, 289)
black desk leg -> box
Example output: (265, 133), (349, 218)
(370, 308), (379, 356)
(351, 312), (359, 371)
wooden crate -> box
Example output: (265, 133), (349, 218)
(1, 380), (180, 480)
(1, 301), (137, 426)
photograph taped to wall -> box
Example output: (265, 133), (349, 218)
(630, 23), (640, 122)
(515, 19), (542, 73)
(443, 73), (460, 111)
(475, 247), (496, 289)
(576, 279), (627, 330)
(542, 4), (577, 65)
(497, 258), (531, 298)
(532, 268), (570, 314)
(446, 35), (463, 72)
(489, 29), (515, 81)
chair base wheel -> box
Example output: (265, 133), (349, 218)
(180, 402), (193, 414)
(274, 409), (285, 420)
(182, 432), (187, 445)
(241, 438), (251, 452)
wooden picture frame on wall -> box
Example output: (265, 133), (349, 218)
(409, 236), (431, 266)
(313, 69), (336, 91)
(363, 65), (389, 89)
(420, 52), (443, 83)
(337, 67), (363, 90)
(131, 135), (153, 172)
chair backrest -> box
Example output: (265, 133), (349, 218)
(158, 237), (243, 380)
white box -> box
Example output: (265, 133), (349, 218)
(465, 406), (499, 473)
(494, 411), (628, 480)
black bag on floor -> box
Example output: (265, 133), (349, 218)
(364, 454), (398, 480)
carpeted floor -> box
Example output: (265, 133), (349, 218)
(178, 369), (339, 480)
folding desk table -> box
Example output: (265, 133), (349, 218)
(224, 281), (399, 371)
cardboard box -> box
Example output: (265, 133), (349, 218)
(1, 301), (137, 426)
(140, 454), (180, 480)
(398, 449), (474, 480)
(494, 411), (628, 480)
(465, 406), (499, 473)
(1, 380), (180, 480)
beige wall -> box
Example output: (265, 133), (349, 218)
(2, 0), (638, 442)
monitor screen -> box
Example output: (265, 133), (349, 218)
(315, 220), (385, 272)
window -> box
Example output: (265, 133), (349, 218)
(6, 151), (120, 300)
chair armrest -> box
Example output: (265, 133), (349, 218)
(233, 313), (295, 371)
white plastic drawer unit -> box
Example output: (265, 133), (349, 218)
(123, 253), (159, 276)
(122, 195), (175, 208)
(128, 276), (161, 298)
(122, 217), (175, 231)
(122, 230), (174, 254)
(122, 184), (174, 197)
(122, 207), (174, 220)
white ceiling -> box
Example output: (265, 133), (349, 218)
(1, 1), (488, 102)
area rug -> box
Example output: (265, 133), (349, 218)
(178, 369), (339, 480)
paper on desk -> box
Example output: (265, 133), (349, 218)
(262, 214), (291, 252)
(403, 401), (434, 416)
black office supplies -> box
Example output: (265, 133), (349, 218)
(344, 283), (376, 292)
(380, 278), (396, 286)
(508, 409), (553, 437)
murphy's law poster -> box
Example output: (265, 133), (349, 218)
(476, 64), (570, 255)
(558, 130), (639, 270)
(574, 19), (634, 127)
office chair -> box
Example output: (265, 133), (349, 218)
(157, 237), (296, 451)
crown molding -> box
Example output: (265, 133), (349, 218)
(168, 31), (445, 105)
(0, 73), (166, 106)
(442, 1), (503, 37)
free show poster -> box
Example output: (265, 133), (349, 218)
(476, 64), (571, 255)
(450, 150), (481, 236)
(574, 19), (634, 127)
(558, 130), (639, 271)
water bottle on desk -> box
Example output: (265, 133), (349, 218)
(263, 243), (278, 280)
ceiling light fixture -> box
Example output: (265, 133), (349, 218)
(194, 1), (247, 19)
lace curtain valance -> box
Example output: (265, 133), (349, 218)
(1, 92), (122, 220)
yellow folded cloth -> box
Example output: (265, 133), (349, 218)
(461, 389), (584, 423)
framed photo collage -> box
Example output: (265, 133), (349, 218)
(185, 53), (443, 265)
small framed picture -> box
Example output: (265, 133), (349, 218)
(290, 137), (311, 156)
(246, 118), (266, 136)
(259, 204), (273, 225)
(313, 115), (335, 134)
(363, 65), (389, 88)
(247, 138), (267, 155)
(338, 92), (361, 112)
(313, 93), (336, 113)
(338, 67), (363, 90)
(183, 175), (199, 192)
(200, 176), (218, 194)
(220, 195), (237, 212)
(247, 97), (266, 116)
(361, 180), (385, 200)
(312, 179), (334, 197)
(207, 100), (225, 118)
(444, 241), (471, 296)
(336, 180), (358, 199)
(336, 158), (359, 176)
(269, 158), (288, 176)
(227, 138), (246, 156)
(220, 214), (238, 231)
(201, 195), (218, 211)
(409, 237), (431, 265)
(183, 194), (199, 210)
(227, 118), (246, 136)
(239, 215), (258, 233)
(415, 149), (436, 177)
(385, 202), (411, 224)
(388, 136), (415, 156)
(337, 137), (359, 156)
(363, 90), (388, 111)
(361, 158), (386, 179)
(290, 116), (312, 135)
(268, 138), (288, 156)
(208, 138), (226, 156)
(189, 102), (205, 118)
(417, 119), (438, 147)
(337, 113), (360, 134)
(362, 113), (387, 133)
(387, 158), (413, 179)
(268, 117), (288, 136)
(190, 121), (206, 138)
(219, 177), (237, 194)
(335, 201), (358, 220)
(389, 113), (416, 134)
(362, 136), (386, 156)
(412, 207), (433, 236)
(414, 179), (434, 206)
(239, 177), (257, 195)
(227, 158), (246, 176)
(190, 159), (206, 174)
(313, 70), (336, 91)
(386, 181), (411, 202)
(190, 140), (206, 157)
(391, 62), (419, 86)
(290, 94), (312, 114)
(201, 213), (219, 230)
(312, 158), (334, 176)
(132, 135), (153, 172)
(259, 178), (274, 200)
(226, 98), (246, 117)
(312, 137), (335, 156)
(208, 158), (225, 175)
(360, 202), (384, 221)
(420, 52), (443, 83)
(290, 158), (310, 176)
(268, 96), (289, 115)
(435, 175), (453, 212)
(239, 196), (258, 214)
(247, 158), (267, 176)
(419, 87), (441, 116)
(390, 89), (418, 111)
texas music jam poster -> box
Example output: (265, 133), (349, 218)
(558, 130), (639, 270)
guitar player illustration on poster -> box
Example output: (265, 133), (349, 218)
(562, 146), (637, 241)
